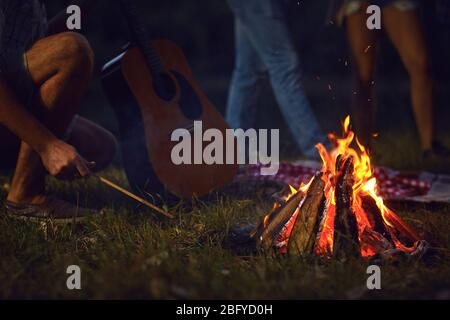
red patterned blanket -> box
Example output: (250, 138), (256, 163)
(238, 161), (450, 204)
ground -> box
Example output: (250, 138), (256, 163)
(0, 132), (449, 300)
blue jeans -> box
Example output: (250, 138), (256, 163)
(226, 0), (326, 158)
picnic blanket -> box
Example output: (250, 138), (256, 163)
(238, 160), (450, 205)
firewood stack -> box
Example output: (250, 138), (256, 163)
(228, 116), (431, 260)
(249, 155), (423, 260)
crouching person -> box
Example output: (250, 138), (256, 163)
(0, 0), (117, 223)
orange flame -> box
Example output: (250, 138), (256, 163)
(268, 116), (420, 257)
(301, 116), (418, 256)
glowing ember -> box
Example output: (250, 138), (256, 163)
(261, 116), (421, 258)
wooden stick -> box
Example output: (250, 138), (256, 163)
(333, 156), (360, 258)
(253, 189), (305, 250)
(361, 195), (392, 242)
(288, 173), (325, 256)
(96, 175), (174, 218)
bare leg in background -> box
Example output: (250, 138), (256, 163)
(346, 3), (380, 149)
(383, 5), (434, 151)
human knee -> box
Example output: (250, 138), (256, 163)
(55, 32), (94, 74)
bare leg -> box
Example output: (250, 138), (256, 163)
(0, 116), (117, 172)
(346, 3), (380, 148)
(382, 6), (434, 151)
(7, 32), (94, 204)
(0, 126), (19, 168)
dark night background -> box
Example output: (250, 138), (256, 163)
(46, 0), (450, 161)
(0, 1), (449, 300)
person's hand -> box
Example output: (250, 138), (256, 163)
(39, 139), (96, 180)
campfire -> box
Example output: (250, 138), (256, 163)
(250, 116), (424, 259)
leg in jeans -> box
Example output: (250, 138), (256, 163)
(227, 0), (325, 157)
(346, 2), (379, 149)
(226, 19), (266, 131)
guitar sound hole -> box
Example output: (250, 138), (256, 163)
(171, 71), (203, 120)
(153, 72), (176, 101)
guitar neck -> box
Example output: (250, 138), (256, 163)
(119, 0), (165, 76)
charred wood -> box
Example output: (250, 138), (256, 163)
(253, 190), (305, 250)
(333, 156), (360, 258)
(360, 227), (394, 254)
(361, 195), (392, 242)
(287, 173), (326, 256)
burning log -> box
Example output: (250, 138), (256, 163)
(333, 156), (360, 258)
(313, 191), (334, 256)
(236, 116), (426, 260)
(369, 240), (430, 265)
(287, 173), (325, 255)
(361, 195), (419, 246)
(381, 210), (420, 245)
(252, 189), (305, 250)
(360, 227), (393, 254)
(361, 195), (392, 242)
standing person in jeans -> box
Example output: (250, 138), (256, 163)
(329, 0), (450, 159)
(226, 0), (327, 159)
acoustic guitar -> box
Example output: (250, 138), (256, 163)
(101, 0), (237, 200)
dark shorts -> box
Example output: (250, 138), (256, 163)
(0, 49), (37, 109)
(344, 0), (418, 16)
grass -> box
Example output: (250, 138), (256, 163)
(0, 133), (450, 300)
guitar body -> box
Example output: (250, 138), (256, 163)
(102, 40), (237, 199)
